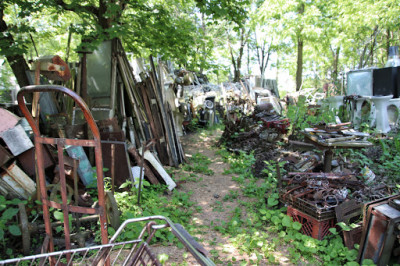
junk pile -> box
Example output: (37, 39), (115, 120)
(219, 87), (398, 263)
(1, 40), (182, 199)
(219, 99), (289, 177)
(0, 38), (192, 255)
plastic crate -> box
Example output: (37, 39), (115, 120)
(281, 193), (336, 221)
(287, 206), (336, 240)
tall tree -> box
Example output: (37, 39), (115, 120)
(196, 0), (251, 82)
(0, 3), (31, 88)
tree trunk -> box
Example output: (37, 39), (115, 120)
(200, 13), (206, 73)
(296, 37), (303, 91)
(295, 2), (304, 92)
(0, 9), (30, 88)
(331, 46), (340, 84)
(232, 28), (247, 82)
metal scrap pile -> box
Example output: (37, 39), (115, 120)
(220, 98), (289, 176)
(280, 172), (391, 219)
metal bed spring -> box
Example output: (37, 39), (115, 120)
(0, 216), (215, 266)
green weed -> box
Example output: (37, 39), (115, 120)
(182, 153), (214, 175)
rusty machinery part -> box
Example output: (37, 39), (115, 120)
(48, 183), (73, 204)
(18, 203), (30, 256)
(33, 55), (71, 82)
(105, 191), (121, 229)
(307, 179), (330, 189)
(322, 194), (339, 209)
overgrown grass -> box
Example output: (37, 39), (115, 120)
(112, 181), (200, 246)
(182, 153), (214, 175)
(216, 148), (360, 265)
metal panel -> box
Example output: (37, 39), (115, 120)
(347, 69), (373, 96)
(17, 146), (54, 176)
(0, 108), (20, 134)
(1, 124), (34, 156)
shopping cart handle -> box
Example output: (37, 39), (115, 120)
(173, 223), (210, 257)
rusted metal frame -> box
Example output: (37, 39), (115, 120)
(111, 144), (115, 193)
(36, 139), (55, 254)
(42, 199), (98, 214)
(17, 85), (109, 258)
(56, 139), (71, 258)
(378, 213), (400, 263)
(357, 196), (395, 262)
(73, 159), (81, 230)
(128, 221), (159, 265)
(36, 136), (96, 147)
(288, 172), (350, 177)
(281, 185), (306, 201)
(357, 198), (400, 264)
(293, 189), (314, 200)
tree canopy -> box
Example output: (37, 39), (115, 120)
(0, 0), (399, 91)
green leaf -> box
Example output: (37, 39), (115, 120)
(329, 228), (337, 235)
(361, 259), (375, 266)
(337, 222), (352, 231)
(54, 211), (64, 222)
(282, 216), (291, 227)
(292, 221), (302, 231)
(0, 227), (4, 240)
(8, 225), (21, 236)
(119, 181), (132, 189)
(158, 253), (169, 263)
(267, 197), (279, 207)
(1, 208), (19, 221)
(345, 262), (359, 266)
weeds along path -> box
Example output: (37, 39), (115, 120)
(156, 129), (292, 265)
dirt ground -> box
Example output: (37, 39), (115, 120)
(151, 129), (292, 265)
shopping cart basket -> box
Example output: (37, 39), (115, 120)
(0, 216), (215, 266)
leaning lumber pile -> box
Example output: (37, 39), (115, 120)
(0, 38), (185, 201)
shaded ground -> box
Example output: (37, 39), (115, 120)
(152, 129), (291, 265)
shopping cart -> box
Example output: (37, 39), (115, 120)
(0, 216), (215, 266)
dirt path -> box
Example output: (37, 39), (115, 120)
(152, 129), (291, 265)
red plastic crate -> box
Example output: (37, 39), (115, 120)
(287, 205), (336, 240)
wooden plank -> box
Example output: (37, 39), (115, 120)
(127, 147), (159, 185)
(149, 56), (179, 167)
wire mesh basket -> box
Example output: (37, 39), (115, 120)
(0, 215), (214, 266)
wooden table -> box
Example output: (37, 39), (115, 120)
(302, 130), (373, 172)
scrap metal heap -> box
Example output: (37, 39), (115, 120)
(219, 88), (398, 263)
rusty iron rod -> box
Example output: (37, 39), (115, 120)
(111, 144), (115, 194)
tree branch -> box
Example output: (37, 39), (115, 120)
(55, 0), (100, 18)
